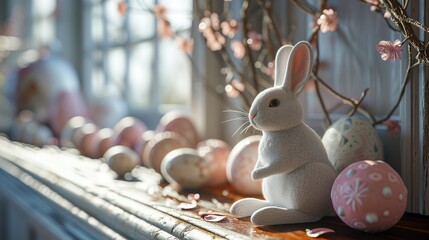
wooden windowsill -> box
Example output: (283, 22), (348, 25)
(0, 137), (428, 239)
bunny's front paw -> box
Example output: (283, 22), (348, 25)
(252, 166), (271, 180)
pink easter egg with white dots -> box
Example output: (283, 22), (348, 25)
(197, 139), (231, 187)
(226, 135), (262, 195)
(331, 160), (407, 233)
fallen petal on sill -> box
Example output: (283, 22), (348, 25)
(203, 214), (227, 222)
(306, 228), (335, 237)
(198, 210), (227, 217)
(178, 200), (198, 210)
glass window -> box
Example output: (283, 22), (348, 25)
(84, 0), (193, 126)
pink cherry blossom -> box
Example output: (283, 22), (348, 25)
(231, 40), (245, 59)
(317, 9), (338, 33)
(158, 18), (174, 38)
(117, 0), (127, 16)
(376, 39), (402, 61)
(153, 5), (168, 19)
(247, 31), (262, 50)
(221, 19), (239, 38)
(225, 80), (244, 98)
(176, 37), (194, 54)
(198, 14), (225, 51)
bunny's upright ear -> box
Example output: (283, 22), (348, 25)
(274, 45), (293, 88)
(283, 41), (313, 94)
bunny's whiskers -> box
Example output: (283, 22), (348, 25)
(222, 109), (257, 137)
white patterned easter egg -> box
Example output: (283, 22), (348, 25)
(226, 135), (262, 195)
(331, 160), (407, 232)
(322, 116), (384, 173)
(161, 148), (211, 189)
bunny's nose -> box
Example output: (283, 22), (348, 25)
(250, 113), (257, 119)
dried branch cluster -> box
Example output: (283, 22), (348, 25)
(193, 0), (428, 127)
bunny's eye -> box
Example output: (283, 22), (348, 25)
(269, 98), (280, 108)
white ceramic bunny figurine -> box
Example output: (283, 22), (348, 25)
(230, 41), (337, 225)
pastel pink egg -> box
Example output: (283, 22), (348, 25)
(97, 128), (118, 158)
(197, 139), (231, 187)
(331, 160), (407, 232)
(77, 123), (100, 158)
(104, 145), (139, 177)
(72, 123), (97, 151)
(143, 131), (189, 173)
(156, 111), (200, 147)
(226, 135), (262, 195)
(114, 117), (148, 149)
(60, 116), (91, 148)
(49, 91), (89, 136)
(134, 130), (155, 166)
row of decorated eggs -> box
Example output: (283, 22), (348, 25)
(58, 110), (263, 195)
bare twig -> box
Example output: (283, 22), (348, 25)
(382, 0), (429, 64)
(373, 44), (420, 125)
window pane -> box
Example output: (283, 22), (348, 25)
(107, 47), (126, 90)
(160, 0), (192, 33)
(129, 0), (155, 41)
(91, 2), (103, 45)
(129, 42), (153, 108)
(158, 40), (191, 106)
(33, 0), (56, 18)
(105, 0), (126, 45)
(32, 0), (56, 46)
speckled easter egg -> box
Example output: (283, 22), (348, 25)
(104, 145), (139, 177)
(322, 116), (384, 173)
(197, 139), (231, 187)
(156, 111), (200, 147)
(143, 131), (189, 173)
(161, 148), (211, 189)
(331, 160), (407, 232)
(226, 135), (262, 195)
(114, 117), (148, 149)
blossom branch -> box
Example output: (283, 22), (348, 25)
(381, 0), (429, 64)
(373, 44), (420, 125)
